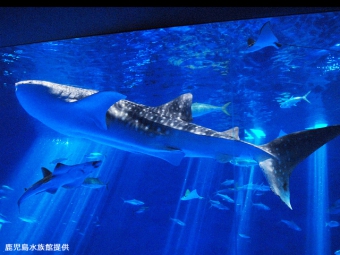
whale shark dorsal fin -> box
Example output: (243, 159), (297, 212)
(185, 189), (191, 196)
(152, 93), (193, 122)
(75, 91), (126, 130)
(41, 167), (52, 178)
(221, 127), (240, 140)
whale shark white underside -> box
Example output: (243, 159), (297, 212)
(15, 80), (340, 209)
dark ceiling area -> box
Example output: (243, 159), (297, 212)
(1, 7), (340, 48)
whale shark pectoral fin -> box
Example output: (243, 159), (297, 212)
(75, 91), (127, 130)
(152, 149), (185, 166)
(216, 154), (234, 163)
(46, 188), (58, 194)
(259, 158), (292, 209)
(62, 179), (85, 189)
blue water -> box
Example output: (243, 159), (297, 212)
(1, 11), (340, 255)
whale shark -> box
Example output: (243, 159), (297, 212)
(17, 160), (102, 209)
(15, 80), (340, 209)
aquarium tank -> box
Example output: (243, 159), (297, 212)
(1, 10), (340, 255)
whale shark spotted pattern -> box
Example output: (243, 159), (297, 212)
(15, 80), (340, 209)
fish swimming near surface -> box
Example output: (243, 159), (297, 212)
(81, 177), (108, 190)
(247, 22), (340, 55)
(247, 21), (282, 52)
(279, 91), (311, 108)
(181, 189), (204, 201)
(191, 102), (231, 117)
(15, 80), (340, 209)
(17, 160), (102, 210)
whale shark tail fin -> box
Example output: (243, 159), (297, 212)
(256, 125), (340, 209)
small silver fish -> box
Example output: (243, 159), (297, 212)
(221, 179), (234, 186)
(1, 185), (14, 191)
(215, 193), (234, 203)
(85, 152), (105, 160)
(210, 203), (230, 211)
(252, 202), (271, 210)
(0, 213), (11, 224)
(82, 177), (108, 190)
(326, 220), (339, 228)
(279, 91), (311, 108)
(170, 217), (186, 226)
(19, 216), (37, 224)
(229, 158), (257, 167)
(122, 198), (144, 206)
(135, 206), (149, 214)
(191, 102), (230, 117)
(238, 233), (250, 238)
(280, 220), (301, 231)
